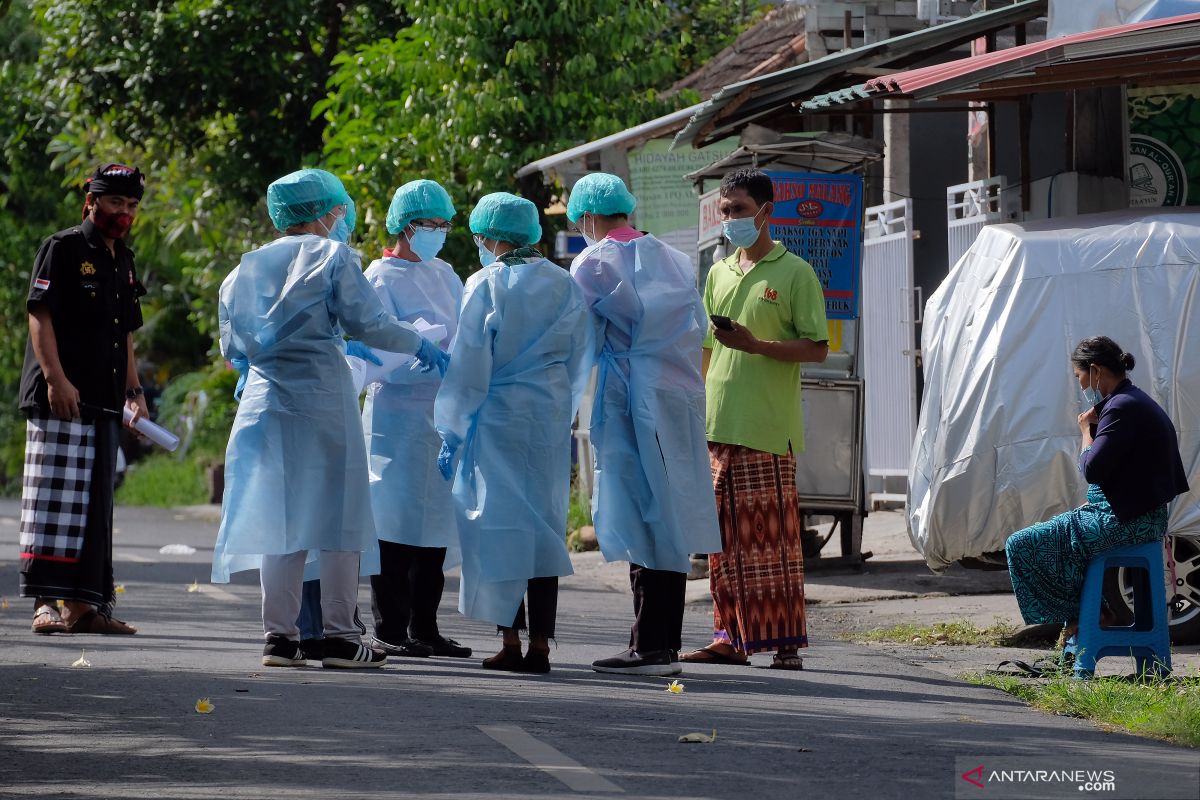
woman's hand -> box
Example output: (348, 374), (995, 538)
(1078, 407), (1098, 447)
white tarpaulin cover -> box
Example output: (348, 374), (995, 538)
(909, 209), (1200, 572)
(1048, 0), (1200, 38)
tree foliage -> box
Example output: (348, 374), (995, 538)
(318, 0), (750, 260)
(0, 0), (763, 487)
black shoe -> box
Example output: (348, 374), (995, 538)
(373, 636), (434, 658)
(262, 634), (307, 667)
(299, 638), (324, 661)
(322, 637), (387, 669)
(520, 648), (551, 674)
(415, 635), (473, 658)
(592, 648), (681, 676)
(482, 645), (525, 672)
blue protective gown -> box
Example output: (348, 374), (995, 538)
(570, 233), (721, 574)
(212, 235), (421, 582)
(361, 256), (463, 561)
(434, 252), (592, 628)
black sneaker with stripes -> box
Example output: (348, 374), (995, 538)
(262, 634), (307, 667)
(321, 637), (387, 669)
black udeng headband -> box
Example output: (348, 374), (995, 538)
(84, 163), (146, 200)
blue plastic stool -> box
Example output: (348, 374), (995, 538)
(1073, 540), (1172, 680)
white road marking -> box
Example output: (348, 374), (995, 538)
(478, 723), (623, 794)
(115, 552), (157, 563)
(199, 584), (246, 603)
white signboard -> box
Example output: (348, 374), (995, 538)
(698, 188), (723, 248)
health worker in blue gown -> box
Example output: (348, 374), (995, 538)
(361, 179), (471, 661)
(213, 168), (447, 670)
(434, 192), (592, 674)
(567, 173), (721, 678)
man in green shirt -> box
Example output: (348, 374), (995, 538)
(681, 168), (829, 670)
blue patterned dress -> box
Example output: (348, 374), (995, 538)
(1005, 481), (1168, 626)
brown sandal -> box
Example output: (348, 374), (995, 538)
(65, 609), (137, 635)
(679, 646), (749, 666)
(769, 652), (803, 670)
(31, 605), (68, 635)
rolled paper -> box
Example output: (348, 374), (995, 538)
(123, 407), (181, 452)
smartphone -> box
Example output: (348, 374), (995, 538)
(710, 314), (734, 331)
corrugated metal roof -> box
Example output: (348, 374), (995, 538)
(514, 103), (703, 179)
(683, 132), (883, 185)
(671, 0), (1048, 150)
(797, 11), (1200, 109)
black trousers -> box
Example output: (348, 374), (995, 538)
(369, 541), (446, 643)
(628, 564), (687, 653)
(502, 576), (558, 638)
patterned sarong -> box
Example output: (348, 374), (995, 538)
(707, 442), (807, 654)
(1005, 484), (1169, 625)
(19, 416), (94, 564)
(19, 414), (118, 610)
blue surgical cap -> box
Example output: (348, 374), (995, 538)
(469, 192), (542, 246)
(566, 172), (637, 223)
(386, 179), (457, 235)
(266, 168), (355, 233)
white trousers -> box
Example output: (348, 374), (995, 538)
(260, 550), (361, 642)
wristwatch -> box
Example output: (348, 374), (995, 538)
(125, 386), (144, 400)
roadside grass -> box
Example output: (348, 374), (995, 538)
(115, 454), (208, 507)
(860, 618), (1019, 646)
(967, 671), (1200, 749)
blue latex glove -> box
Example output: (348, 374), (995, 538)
(344, 339), (383, 365)
(231, 358), (249, 401)
(414, 338), (450, 376)
(437, 439), (458, 481)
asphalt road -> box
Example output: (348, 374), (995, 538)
(1, 501), (1197, 800)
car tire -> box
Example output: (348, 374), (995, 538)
(1102, 534), (1200, 645)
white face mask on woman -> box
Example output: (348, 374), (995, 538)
(1082, 365), (1103, 408)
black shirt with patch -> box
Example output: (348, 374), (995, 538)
(19, 218), (146, 418)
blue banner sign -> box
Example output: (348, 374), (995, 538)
(765, 171), (863, 320)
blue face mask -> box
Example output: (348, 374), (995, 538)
(323, 214), (350, 244)
(409, 229), (447, 262)
(477, 240), (496, 267)
(722, 209), (765, 249)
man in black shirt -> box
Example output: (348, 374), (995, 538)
(19, 163), (150, 635)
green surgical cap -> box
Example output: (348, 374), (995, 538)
(566, 172), (637, 223)
(386, 179), (456, 235)
(469, 192), (541, 246)
(266, 168), (355, 233)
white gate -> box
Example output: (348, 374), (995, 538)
(862, 199), (918, 504)
(946, 176), (1008, 271)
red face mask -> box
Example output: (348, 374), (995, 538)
(92, 207), (134, 239)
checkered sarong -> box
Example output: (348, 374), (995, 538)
(19, 416), (95, 563)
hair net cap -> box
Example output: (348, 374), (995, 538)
(566, 172), (637, 223)
(267, 168), (354, 233)
(386, 179), (456, 235)
(469, 192), (542, 246)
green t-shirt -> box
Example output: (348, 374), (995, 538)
(703, 242), (828, 456)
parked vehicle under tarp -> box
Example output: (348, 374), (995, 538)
(908, 209), (1200, 637)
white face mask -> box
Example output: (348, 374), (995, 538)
(1082, 366), (1103, 408)
(580, 214), (599, 248)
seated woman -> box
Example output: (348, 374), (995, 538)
(1005, 336), (1189, 655)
